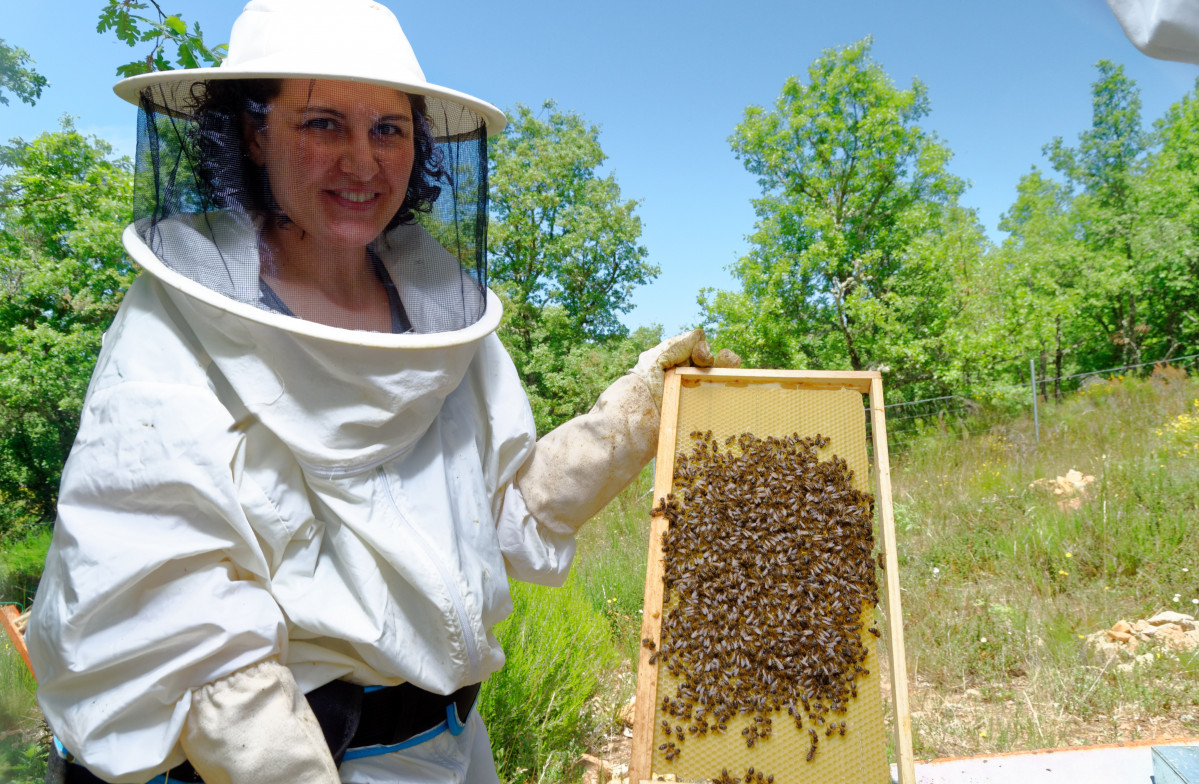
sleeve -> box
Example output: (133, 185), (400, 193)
(27, 380), (289, 784)
(514, 374), (659, 535)
(463, 334), (581, 586)
(494, 484), (577, 587)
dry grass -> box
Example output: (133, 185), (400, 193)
(888, 372), (1199, 758)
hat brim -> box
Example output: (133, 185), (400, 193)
(114, 68), (507, 140)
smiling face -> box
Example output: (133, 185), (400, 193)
(249, 79), (416, 252)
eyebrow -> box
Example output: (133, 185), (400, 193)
(296, 106), (413, 123)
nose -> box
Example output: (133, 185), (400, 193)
(340, 129), (380, 180)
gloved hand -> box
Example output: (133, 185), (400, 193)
(516, 329), (740, 534)
(181, 659), (340, 784)
(629, 329), (741, 410)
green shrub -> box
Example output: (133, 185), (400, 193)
(0, 525), (52, 607)
(0, 638), (44, 784)
(479, 575), (620, 784)
(0, 736), (46, 784)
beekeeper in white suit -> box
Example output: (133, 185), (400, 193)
(1108, 0), (1199, 64)
(26, 2), (737, 782)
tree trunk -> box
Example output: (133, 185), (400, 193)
(1054, 316), (1063, 401)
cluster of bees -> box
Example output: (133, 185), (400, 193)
(709, 766), (775, 784)
(649, 431), (880, 766)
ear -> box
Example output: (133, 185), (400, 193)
(244, 113), (264, 166)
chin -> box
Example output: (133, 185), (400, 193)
(321, 224), (392, 248)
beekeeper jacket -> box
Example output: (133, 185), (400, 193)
(27, 214), (576, 783)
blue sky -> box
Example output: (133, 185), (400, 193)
(4, 0), (1198, 335)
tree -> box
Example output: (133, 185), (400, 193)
(1125, 82), (1199, 361)
(1044, 61), (1149, 368)
(97, 0), (225, 76)
(0, 40), (47, 107)
(704, 38), (984, 396)
(489, 102), (660, 431)
(989, 168), (1086, 398)
(0, 121), (135, 535)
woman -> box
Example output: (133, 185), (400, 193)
(28, 1), (734, 783)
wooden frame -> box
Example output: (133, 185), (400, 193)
(629, 367), (914, 784)
(1, 604), (34, 681)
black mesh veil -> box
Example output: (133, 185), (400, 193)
(131, 79), (489, 334)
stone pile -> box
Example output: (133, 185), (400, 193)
(1085, 611), (1198, 671)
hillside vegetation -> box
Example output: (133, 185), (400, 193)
(892, 369), (1199, 756)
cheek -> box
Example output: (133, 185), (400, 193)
(390, 148), (416, 193)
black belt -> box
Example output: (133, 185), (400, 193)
(56, 680), (482, 783)
(312, 679), (484, 760)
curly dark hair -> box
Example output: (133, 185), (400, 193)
(184, 78), (448, 231)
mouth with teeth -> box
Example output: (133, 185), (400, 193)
(328, 189), (380, 206)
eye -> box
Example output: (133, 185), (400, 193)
(302, 116), (339, 132)
(373, 122), (407, 139)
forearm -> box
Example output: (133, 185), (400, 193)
(515, 374), (658, 536)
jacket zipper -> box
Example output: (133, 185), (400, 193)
(376, 466), (480, 682)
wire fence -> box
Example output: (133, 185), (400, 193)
(874, 353), (1199, 454)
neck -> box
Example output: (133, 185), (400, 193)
(257, 223), (392, 331)
(259, 223), (376, 305)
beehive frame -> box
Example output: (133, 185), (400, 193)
(630, 368), (914, 784)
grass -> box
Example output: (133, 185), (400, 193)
(0, 634), (44, 784)
(893, 371), (1199, 757)
(1, 527), (49, 784)
(480, 464), (654, 783)
(479, 574), (622, 783)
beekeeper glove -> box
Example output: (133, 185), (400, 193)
(181, 658), (340, 784)
(516, 329), (740, 535)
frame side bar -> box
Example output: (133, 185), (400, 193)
(870, 376), (915, 783)
(629, 369), (684, 783)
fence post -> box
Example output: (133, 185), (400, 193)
(1030, 358), (1040, 444)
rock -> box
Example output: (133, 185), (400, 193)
(1147, 611), (1196, 629)
(1112, 620), (1133, 634)
(1108, 629), (1132, 642)
(1030, 469), (1096, 511)
(1085, 630), (1123, 665)
(580, 754), (611, 784)
(1116, 652), (1156, 673)
(1157, 625), (1199, 652)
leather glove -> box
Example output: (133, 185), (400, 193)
(516, 329), (740, 534)
(181, 659), (340, 784)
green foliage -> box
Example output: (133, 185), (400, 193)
(706, 38), (986, 397)
(0, 121), (135, 535)
(0, 525), (51, 607)
(573, 464), (653, 664)
(489, 102), (660, 433)
(0, 40), (47, 108)
(478, 575), (620, 783)
(96, 0), (225, 77)
(0, 637), (43, 784)
(0, 736), (46, 784)
(1043, 61), (1150, 370)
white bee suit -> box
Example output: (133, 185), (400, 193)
(27, 215), (578, 783)
(1107, 0), (1199, 64)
